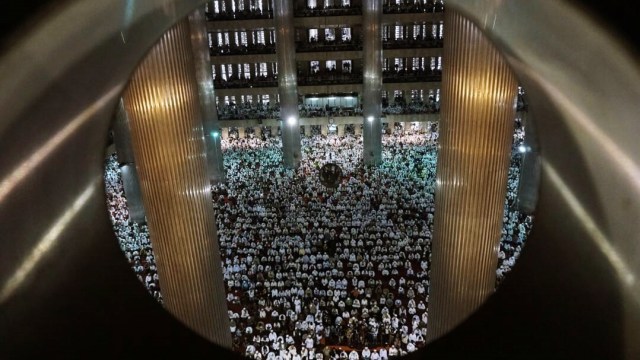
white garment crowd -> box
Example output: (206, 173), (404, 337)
(104, 126), (531, 360)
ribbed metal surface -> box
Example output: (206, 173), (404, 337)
(188, 7), (225, 183)
(427, 10), (518, 342)
(362, 0), (383, 165)
(122, 19), (232, 348)
(274, 0), (301, 168)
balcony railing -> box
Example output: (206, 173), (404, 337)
(213, 76), (278, 89)
(382, 38), (443, 49)
(294, 6), (362, 17)
(295, 39), (362, 53)
(382, 69), (442, 83)
(209, 43), (276, 56)
(383, 2), (444, 14)
(205, 9), (273, 21)
(298, 72), (363, 86)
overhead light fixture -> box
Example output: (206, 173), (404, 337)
(367, 116), (374, 122)
(287, 117), (297, 126)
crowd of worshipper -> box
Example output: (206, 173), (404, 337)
(382, 97), (440, 115)
(299, 104), (363, 118)
(103, 124), (532, 359)
(104, 155), (162, 303)
(217, 101), (281, 121)
(217, 98), (441, 122)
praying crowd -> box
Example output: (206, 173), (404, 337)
(216, 98), (441, 121)
(104, 155), (163, 303)
(104, 125), (532, 359)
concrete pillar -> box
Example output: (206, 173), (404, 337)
(254, 126), (263, 139)
(112, 98), (146, 224)
(119, 164), (146, 223)
(402, 121), (410, 133)
(271, 126), (279, 138)
(321, 124), (328, 136)
(274, 0), (301, 168)
(247, 30), (254, 47)
(517, 112), (540, 215)
(238, 126), (246, 139)
(337, 124), (345, 136)
(362, 0), (383, 165)
(427, 9), (518, 342)
(113, 99), (136, 165)
(221, 127), (229, 140)
(223, 0), (232, 13)
(189, 8), (225, 183)
(354, 124), (362, 136)
(302, 125), (310, 137)
(122, 18), (232, 348)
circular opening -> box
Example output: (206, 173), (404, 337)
(2, 0), (638, 357)
(101, 3), (538, 357)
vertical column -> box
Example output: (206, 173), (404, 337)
(274, 0), (302, 168)
(223, 0), (233, 14)
(355, 124), (362, 136)
(426, 10), (518, 342)
(362, 0), (383, 165)
(254, 126), (263, 139)
(517, 112), (540, 215)
(189, 8), (225, 183)
(403, 121), (410, 133)
(238, 126), (246, 139)
(112, 98), (146, 224)
(271, 126), (279, 138)
(222, 127), (229, 139)
(337, 124), (345, 136)
(303, 125), (310, 137)
(321, 124), (328, 136)
(248, 30), (255, 48)
(122, 18), (232, 348)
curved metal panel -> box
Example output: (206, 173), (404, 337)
(122, 17), (232, 347)
(427, 8), (519, 342)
